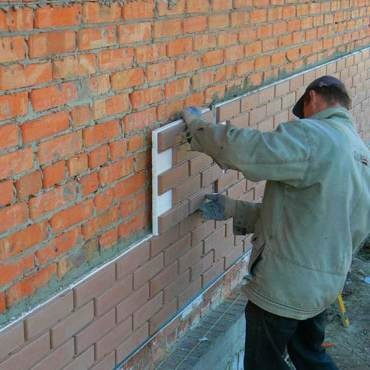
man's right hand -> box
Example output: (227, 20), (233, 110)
(199, 193), (237, 220)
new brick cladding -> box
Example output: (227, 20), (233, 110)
(0, 0), (369, 368)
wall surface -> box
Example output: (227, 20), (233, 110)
(0, 0), (369, 369)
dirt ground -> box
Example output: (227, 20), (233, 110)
(325, 245), (370, 370)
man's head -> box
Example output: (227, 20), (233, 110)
(292, 76), (351, 119)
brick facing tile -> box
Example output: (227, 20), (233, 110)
(133, 253), (164, 290)
(150, 261), (178, 297)
(25, 291), (73, 340)
(158, 161), (189, 195)
(0, 322), (24, 361)
(51, 301), (94, 348)
(158, 201), (189, 234)
(157, 121), (186, 152)
(63, 346), (94, 370)
(149, 298), (177, 335)
(74, 264), (116, 308)
(90, 351), (115, 370)
(216, 99), (241, 122)
(189, 154), (213, 176)
(151, 224), (179, 257)
(133, 292), (163, 330)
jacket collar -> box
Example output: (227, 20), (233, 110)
(311, 106), (354, 126)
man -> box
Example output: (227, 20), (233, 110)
(181, 76), (370, 370)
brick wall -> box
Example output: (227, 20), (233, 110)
(0, 0), (369, 368)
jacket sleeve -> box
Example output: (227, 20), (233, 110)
(233, 200), (261, 235)
(188, 118), (311, 183)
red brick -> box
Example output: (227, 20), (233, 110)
(111, 68), (145, 90)
(116, 283), (149, 323)
(82, 206), (119, 239)
(118, 210), (148, 238)
(0, 8), (33, 32)
(167, 37), (193, 57)
(158, 0), (185, 15)
(0, 202), (28, 235)
(202, 49), (224, 67)
(38, 132), (82, 165)
(50, 199), (94, 232)
(99, 227), (119, 249)
(93, 93), (130, 119)
(186, 0), (209, 13)
(53, 54), (96, 80)
(0, 92), (28, 121)
(51, 301), (94, 348)
(209, 14), (229, 30)
(122, 0), (154, 19)
(16, 171), (42, 199)
(124, 107), (157, 132)
(83, 120), (121, 147)
(0, 124), (18, 150)
(134, 292), (163, 330)
(96, 316), (132, 360)
(212, 0), (232, 10)
(157, 99), (185, 122)
(147, 61), (175, 82)
(130, 86), (163, 109)
(113, 172), (145, 199)
(7, 264), (57, 307)
(29, 31), (75, 58)
(109, 139), (127, 160)
(78, 26), (116, 50)
(184, 15), (208, 33)
(0, 322), (24, 362)
(67, 153), (88, 177)
(88, 145), (108, 169)
(82, 2), (120, 23)
(42, 161), (65, 188)
(22, 112), (69, 143)
(119, 22), (152, 44)
(116, 323), (149, 361)
(134, 253), (164, 290)
(25, 292), (73, 339)
(0, 332), (50, 369)
(165, 78), (190, 98)
(176, 55), (201, 74)
(98, 157), (133, 185)
(0, 63), (52, 91)
(0, 180), (14, 206)
(97, 48), (134, 71)
(154, 19), (182, 39)
(63, 346), (94, 370)
(31, 339), (74, 370)
(0, 36), (26, 63)
(0, 292), (4, 313)
(86, 73), (110, 95)
(136, 43), (166, 64)
(71, 104), (92, 127)
(35, 5), (81, 27)
(0, 255), (34, 286)
(30, 82), (78, 112)
(74, 263), (115, 308)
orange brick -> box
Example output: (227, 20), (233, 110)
(209, 14), (229, 30)
(6, 264), (57, 307)
(255, 55), (271, 69)
(22, 111), (69, 143)
(0, 255), (34, 286)
(157, 0), (185, 15)
(78, 26), (116, 51)
(250, 9), (267, 23)
(154, 19), (182, 39)
(0, 8), (33, 31)
(71, 105), (92, 127)
(194, 34), (217, 50)
(38, 132), (82, 165)
(118, 211), (147, 238)
(111, 68), (145, 90)
(29, 31), (76, 58)
(167, 37), (193, 57)
(80, 172), (99, 196)
(119, 191), (145, 218)
(0, 292), (5, 313)
(97, 48), (134, 71)
(30, 82), (78, 112)
(113, 172), (145, 199)
(230, 11), (249, 27)
(88, 74), (111, 95)
(51, 200), (94, 232)
(0, 92), (28, 121)
(212, 0), (232, 10)
(0, 63), (52, 91)
(176, 55), (201, 74)
(130, 86), (163, 109)
(135, 43), (166, 64)
(128, 135), (144, 152)
(99, 228), (119, 249)
(165, 78), (190, 98)
(42, 161), (65, 188)
(186, 0), (209, 13)
(192, 70), (214, 89)
(202, 49), (224, 67)
(67, 154), (88, 177)
(16, 171), (42, 199)
(82, 207), (119, 239)
(83, 120), (121, 147)
(225, 45), (244, 61)
(0, 148), (33, 181)
(82, 2), (120, 23)
(0, 222), (47, 260)
(0, 202), (28, 235)
(157, 99), (185, 122)
(29, 183), (76, 220)
(0, 36), (26, 63)
(183, 15), (207, 33)
(94, 188), (114, 212)
(118, 23), (152, 44)
(147, 61), (175, 82)
(124, 107), (157, 132)
(109, 139), (127, 160)
(0, 180), (14, 206)
(35, 5), (81, 28)
(53, 54), (96, 79)
(122, 0), (154, 19)
(88, 145), (109, 168)
(0, 124), (18, 150)
(92, 94), (130, 120)
(99, 158), (133, 185)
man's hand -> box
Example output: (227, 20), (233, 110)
(181, 106), (207, 144)
(199, 193), (237, 220)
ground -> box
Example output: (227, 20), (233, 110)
(325, 246), (370, 370)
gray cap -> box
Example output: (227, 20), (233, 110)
(292, 75), (347, 118)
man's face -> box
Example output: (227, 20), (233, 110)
(303, 90), (331, 118)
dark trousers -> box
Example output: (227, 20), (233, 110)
(244, 301), (339, 370)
